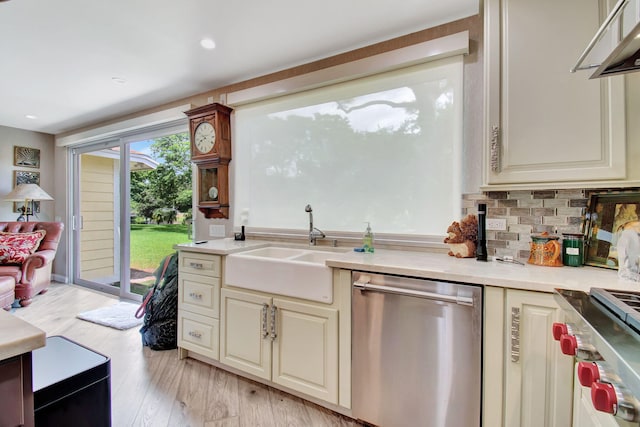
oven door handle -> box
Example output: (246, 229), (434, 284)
(353, 281), (474, 306)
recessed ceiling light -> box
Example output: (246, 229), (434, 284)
(200, 38), (216, 50)
(111, 77), (127, 84)
(25, 115), (37, 120)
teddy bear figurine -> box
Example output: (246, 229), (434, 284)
(443, 214), (478, 258)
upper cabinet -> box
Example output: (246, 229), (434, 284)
(484, 0), (627, 187)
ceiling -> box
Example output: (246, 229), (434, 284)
(0, 0), (478, 135)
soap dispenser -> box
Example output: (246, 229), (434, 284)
(363, 222), (375, 253)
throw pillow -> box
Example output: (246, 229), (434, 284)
(0, 230), (47, 264)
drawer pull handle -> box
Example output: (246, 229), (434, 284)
(189, 292), (203, 300)
(189, 262), (204, 269)
(188, 331), (202, 339)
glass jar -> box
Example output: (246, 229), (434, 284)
(562, 233), (584, 267)
(529, 233), (563, 267)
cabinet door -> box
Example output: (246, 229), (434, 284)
(504, 290), (574, 427)
(271, 298), (339, 404)
(220, 288), (272, 380)
(485, 0), (626, 185)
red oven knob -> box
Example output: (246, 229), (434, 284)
(559, 334), (577, 355)
(577, 362), (600, 387)
(591, 382), (617, 414)
(552, 322), (567, 341)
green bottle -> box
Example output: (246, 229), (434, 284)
(363, 222), (374, 253)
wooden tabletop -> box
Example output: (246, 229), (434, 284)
(0, 310), (45, 360)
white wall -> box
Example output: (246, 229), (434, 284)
(0, 126), (67, 280)
(0, 126), (56, 221)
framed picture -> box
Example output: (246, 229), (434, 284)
(13, 170), (41, 213)
(14, 146), (40, 168)
(583, 192), (640, 269)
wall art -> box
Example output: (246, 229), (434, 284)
(583, 191), (640, 270)
(14, 146), (40, 168)
(12, 170), (41, 213)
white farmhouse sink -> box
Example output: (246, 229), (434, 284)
(224, 246), (348, 303)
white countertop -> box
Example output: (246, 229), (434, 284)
(175, 238), (640, 294)
(0, 310), (46, 360)
(325, 249), (640, 293)
(175, 238), (269, 254)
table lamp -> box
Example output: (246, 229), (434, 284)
(2, 183), (54, 221)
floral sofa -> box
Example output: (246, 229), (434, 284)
(0, 221), (64, 307)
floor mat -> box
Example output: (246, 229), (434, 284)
(77, 301), (143, 330)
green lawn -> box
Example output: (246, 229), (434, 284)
(130, 224), (191, 271)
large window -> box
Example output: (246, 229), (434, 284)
(233, 56), (463, 238)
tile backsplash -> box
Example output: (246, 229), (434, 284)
(462, 189), (613, 261)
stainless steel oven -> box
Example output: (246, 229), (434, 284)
(554, 288), (640, 424)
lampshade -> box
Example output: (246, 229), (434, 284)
(2, 183), (54, 202)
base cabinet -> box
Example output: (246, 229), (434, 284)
(177, 251), (222, 360)
(504, 289), (574, 427)
(484, 287), (574, 427)
(220, 287), (339, 404)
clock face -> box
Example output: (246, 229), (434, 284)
(194, 121), (216, 154)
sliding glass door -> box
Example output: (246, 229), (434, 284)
(71, 130), (191, 300)
(72, 141), (135, 299)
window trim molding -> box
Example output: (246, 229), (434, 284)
(225, 31), (469, 107)
(55, 104), (193, 147)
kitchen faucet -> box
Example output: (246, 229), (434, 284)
(305, 204), (325, 246)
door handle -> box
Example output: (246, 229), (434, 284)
(270, 305), (277, 341)
(511, 307), (520, 363)
(490, 125), (500, 172)
(262, 303), (269, 338)
(353, 281), (474, 306)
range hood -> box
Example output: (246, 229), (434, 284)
(571, 0), (640, 78)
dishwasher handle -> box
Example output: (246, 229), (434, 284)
(353, 281), (474, 306)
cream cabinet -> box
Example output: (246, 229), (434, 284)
(483, 287), (574, 427)
(484, 0), (626, 186)
(177, 251), (222, 360)
(220, 287), (339, 404)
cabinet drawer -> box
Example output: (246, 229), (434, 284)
(179, 273), (220, 318)
(179, 251), (221, 277)
(178, 311), (219, 361)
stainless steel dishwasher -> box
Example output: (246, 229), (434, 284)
(352, 271), (482, 427)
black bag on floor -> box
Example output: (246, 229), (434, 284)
(136, 252), (179, 350)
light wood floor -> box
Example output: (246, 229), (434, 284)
(12, 283), (362, 427)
